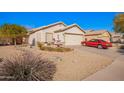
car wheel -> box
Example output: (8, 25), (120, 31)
(97, 45), (103, 49)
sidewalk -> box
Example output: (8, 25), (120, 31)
(84, 55), (124, 81)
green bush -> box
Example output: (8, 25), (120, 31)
(0, 51), (56, 81)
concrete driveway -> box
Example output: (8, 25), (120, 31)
(69, 45), (123, 59)
(69, 45), (124, 80)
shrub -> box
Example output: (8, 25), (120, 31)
(46, 47), (54, 51)
(55, 47), (73, 52)
(39, 46), (73, 52)
(37, 42), (73, 52)
(63, 47), (73, 52)
(47, 43), (51, 46)
(0, 51), (56, 81)
(119, 45), (124, 49)
(37, 42), (44, 49)
(55, 47), (64, 52)
(40, 47), (46, 50)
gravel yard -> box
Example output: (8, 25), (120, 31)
(0, 46), (113, 81)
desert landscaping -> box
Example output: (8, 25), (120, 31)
(0, 13), (124, 81)
(0, 46), (113, 80)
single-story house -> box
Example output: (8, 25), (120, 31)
(111, 32), (124, 43)
(28, 22), (85, 46)
(85, 30), (112, 42)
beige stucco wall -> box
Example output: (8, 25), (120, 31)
(28, 24), (66, 45)
(54, 31), (65, 43)
(64, 26), (84, 34)
(54, 26), (85, 45)
(28, 32), (36, 45)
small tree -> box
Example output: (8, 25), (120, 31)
(114, 14), (124, 33)
(0, 24), (27, 45)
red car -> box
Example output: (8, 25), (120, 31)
(81, 39), (112, 49)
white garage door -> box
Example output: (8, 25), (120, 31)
(65, 34), (84, 45)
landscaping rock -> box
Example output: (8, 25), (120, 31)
(48, 56), (63, 62)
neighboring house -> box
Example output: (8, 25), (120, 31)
(111, 32), (124, 43)
(85, 30), (111, 42)
(28, 22), (85, 46)
(0, 36), (27, 45)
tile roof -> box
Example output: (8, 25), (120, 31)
(29, 22), (66, 34)
(85, 30), (109, 36)
(54, 24), (85, 33)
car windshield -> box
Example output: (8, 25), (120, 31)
(101, 40), (106, 42)
(89, 39), (98, 42)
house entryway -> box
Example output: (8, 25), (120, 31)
(46, 33), (53, 43)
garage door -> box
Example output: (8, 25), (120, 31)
(65, 34), (84, 45)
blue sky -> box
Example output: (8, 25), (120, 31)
(0, 12), (121, 32)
